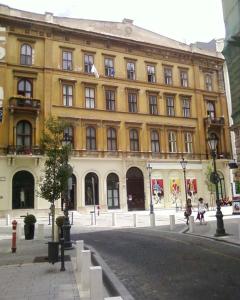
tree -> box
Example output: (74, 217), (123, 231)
(40, 117), (72, 241)
(205, 163), (216, 207)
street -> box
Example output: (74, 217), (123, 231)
(73, 228), (240, 300)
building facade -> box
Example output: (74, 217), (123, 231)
(0, 5), (232, 216)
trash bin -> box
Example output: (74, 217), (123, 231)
(48, 241), (59, 264)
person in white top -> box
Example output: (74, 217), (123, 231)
(196, 197), (206, 224)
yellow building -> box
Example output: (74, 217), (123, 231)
(0, 5), (232, 215)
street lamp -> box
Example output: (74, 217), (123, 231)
(147, 163), (154, 214)
(180, 157), (188, 209)
(207, 135), (226, 236)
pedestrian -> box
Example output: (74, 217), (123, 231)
(184, 198), (192, 225)
(196, 197), (206, 224)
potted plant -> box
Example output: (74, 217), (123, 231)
(24, 214), (37, 240)
(56, 215), (65, 240)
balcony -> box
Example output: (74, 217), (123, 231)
(204, 116), (225, 127)
(7, 146), (43, 156)
(9, 96), (40, 114)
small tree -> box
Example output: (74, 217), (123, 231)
(40, 117), (72, 241)
(205, 163), (216, 207)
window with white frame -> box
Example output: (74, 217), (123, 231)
(84, 54), (94, 73)
(166, 95), (175, 116)
(205, 73), (213, 91)
(62, 50), (73, 70)
(127, 62), (136, 80)
(105, 58), (115, 77)
(168, 131), (177, 153)
(147, 65), (156, 83)
(63, 84), (73, 107)
(151, 130), (160, 153)
(164, 67), (173, 85)
(85, 87), (95, 109)
(182, 97), (191, 117)
(180, 69), (188, 87)
(129, 129), (139, 151)
(184, 132), (193, 153)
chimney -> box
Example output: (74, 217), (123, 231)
(122, 18), (133, 24)
(45, 12), (53, 23)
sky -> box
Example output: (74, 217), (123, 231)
(0, 0), (225, 44)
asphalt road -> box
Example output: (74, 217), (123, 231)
(73, 228), (240, 300)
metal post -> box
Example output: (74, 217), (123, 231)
(60, 238), (65, 271)
(212, 150), (226, 236)
(48, 213), (51, 225)
(147, 163), (154, 214)
(71, 211), (73, 225)
(183, 167), (188, 208)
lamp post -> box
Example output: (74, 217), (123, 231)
(180, 157), (188, 209)
(147, 163), (154, 214)
(207, 135), (226, 236)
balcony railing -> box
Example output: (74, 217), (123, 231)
(204, 116), (225, 127)
(9, 96), (41, 113)
(7, 146), (43, 156)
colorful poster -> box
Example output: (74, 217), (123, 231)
(170, 178), (180, 195)
(151, 179), (164, 204)
(186, 179), (197, 195)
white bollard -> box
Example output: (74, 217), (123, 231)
(112, 212), (116, 226)
(37, 224), (44, 240)
(150, 213), (155, 227)
(91, 212), (95, 226)
(133, 214), (137, 227)
(90, 266), (103, 300)
(17, 223), (22, 240)
(104, 297), (123, 300)
(76, 240), (84, 271)
(189, 216), (194, 233)
(6, 214), (10, 226)
(81, 250), (91, 291)
(170, 215), (175, 231)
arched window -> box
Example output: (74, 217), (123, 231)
(16, 121), (32, 153)
(151, 130), (160, 153)
(12, 171), (34, 209)
(85, 172), (99, 205)
(18, 79), (32, 97)
(129, 129), (139, 151)
(107, 173), (120, 209)
(107, 128), (117, 151)
(20, 44), (32, 65)
(86, 127), (96, 150)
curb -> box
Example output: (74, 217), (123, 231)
(86, 243), (135, 300)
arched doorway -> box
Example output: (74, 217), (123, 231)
(69, 174), (77, 210)
(12, 171), (34, 209)
(85, 172), (99, 205)
(126, 167), (145, 211)
(107, 173), (120, 209)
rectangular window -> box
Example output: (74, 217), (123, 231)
(84, 54), (94, 73)
(107, 128), (117, 151)
(106, 90), (115, 111)
(180, 70), (188, 87)
(151, 130), (160, 153)
(207, 101), (215, 118)
(205, 74), (213, 91)
(127, 62), (136, 80)
(105, 58), (115, 77)
(164, 67), (173, 85)
(147, 65), (156, 83)
(168, 131), (177, 153)
(85, 87), (95, 109)
(130, 129), (139, 151)
(62, 51), (73, 70)
(166, 95), (175, 116)
(182, 97), (191, 117)
(128, 92), (137, 113)
(63, 84), (73, 107)
(149, 95), (158, 115)
(63, 127), (74, 147)
(184, 132), (193, 153)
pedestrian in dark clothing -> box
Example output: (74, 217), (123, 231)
(184, 198), (192, 225)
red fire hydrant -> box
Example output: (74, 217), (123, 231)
(11, 220), (17, 253)
(97, 205), (100, 216)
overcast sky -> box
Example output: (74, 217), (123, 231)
(0, 0), (225, 44)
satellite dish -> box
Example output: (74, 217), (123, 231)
(0, 47), (5, 60)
